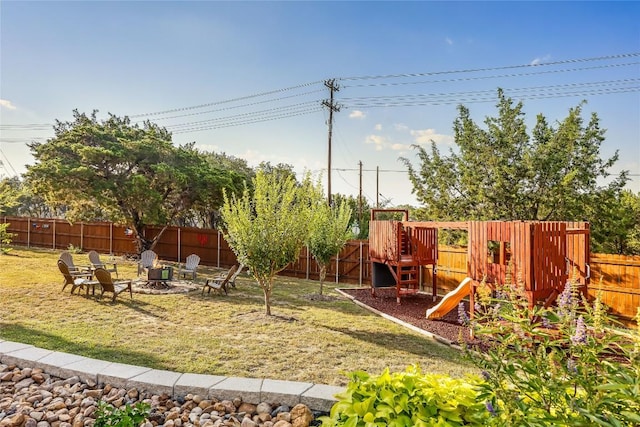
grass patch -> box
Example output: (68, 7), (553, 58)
(0, 246), (475, 385)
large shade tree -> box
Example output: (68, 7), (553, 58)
(26, 110), (231, 252)
(400, 90), (629, 250)
(220, 170), (312, 315)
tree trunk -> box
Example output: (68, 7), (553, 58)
(318, 264), (327, 295)
(262, 286), (271, 316)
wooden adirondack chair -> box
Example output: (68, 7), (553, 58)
(202, 265), (237, 296)
(59, 251), (91, 274)
(178, 254), (201, 280)
(58, 259), (93, 294)
(94, 267), (133, 302)
(88, 250), (118, 278)
(137, 250), (158, 276)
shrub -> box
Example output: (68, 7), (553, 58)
(465, 280), (640, 426)
(94, 401), (151, 427)
(0, 223), (15, 254)
(320, 366), (489, 426)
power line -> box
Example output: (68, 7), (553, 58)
(133, 89), (326, 123)
(339, 52), (640, 82)
(165, 101), (321, 129)
(171, 107), (323, 133)
(344, 62), (640, 89)
(128, 80), (325, 118)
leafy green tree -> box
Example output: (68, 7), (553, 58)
(255, 161), (298, 183)
(306, 187), (352, 295)
(400, 90), (628, 250)
(591, 190), (640, 255)
(220, 170), (312, 315)
(0, 176), (23, 215)
(332, 193), (371, 239)
(26, 110), (230, 252)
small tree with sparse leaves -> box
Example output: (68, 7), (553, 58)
(306, 185), (352, 295)
(220, 170), (312, 315)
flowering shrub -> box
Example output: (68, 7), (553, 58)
(465, 280), (640, 426)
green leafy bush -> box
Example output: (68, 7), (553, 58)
(0, 223), (15, 254)
(67, 243), (82, 254)
(320, 366), (489, 427)
(94, 401), (150, 427)
(466, 280), (640, 426)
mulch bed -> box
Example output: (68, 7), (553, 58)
(340, 287), (472, 346)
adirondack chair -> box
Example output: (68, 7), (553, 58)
(137, 250), (158, 276)
(58, 259), (93, 294)
(227, 263), (245, 288)
(59, 251), (91, 274)
(178, 254), (201, 280)
(94, 267), (133, 302)
(88, 250), (118, 278)
(202, 265), (237, 296)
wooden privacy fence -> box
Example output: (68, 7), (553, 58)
(3, 216), (639, 320)
(1, 216), (369, 285)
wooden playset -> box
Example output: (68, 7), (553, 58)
(368, 209), (591, 318)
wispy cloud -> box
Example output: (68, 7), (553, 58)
(391, 143), (410, 151)
(445, 37), (453, 46)
(365, 134), (410, 152)
(410, 128), (454, 146)
(374, 124), (383, 131)
(365, 134), (387, 151)
(349, 110), (366, 119)
(530, 54), (551, 66)
(0, 99), (17, 110)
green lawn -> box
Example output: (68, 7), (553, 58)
(0, 246), (475, 386)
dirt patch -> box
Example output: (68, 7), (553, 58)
(302, 293), (344, 302)
(340, 287), (472, 345)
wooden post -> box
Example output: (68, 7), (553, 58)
(359, 241), (363, 286)
(217, 230), (221, 268)
(109, 222), (113, 255)
(177, 228), (181, 264)
(52, 219), (56, 250)
(27, 217), (31, 248)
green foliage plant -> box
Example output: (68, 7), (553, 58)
(220, 170), (312, 315)
(400, 91), (629, 251)
(306, 183), (353, 295)
(465, 280), (640, 426)
(94, 401), (150, 427)
(67, 243), (82, 254)
(0, 223), (15, 254)
(320, 365), (489, 427)
(25, 110), (231, 253)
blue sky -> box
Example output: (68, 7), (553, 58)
(1, 1), (639, 206)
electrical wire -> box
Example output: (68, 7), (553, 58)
(343, 62), (640, 88)
(339, 52), (640, 82)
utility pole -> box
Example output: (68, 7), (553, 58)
(322, 79), (340, 206)
(376, 166), (380, 208)
(358, 161), (363, 227)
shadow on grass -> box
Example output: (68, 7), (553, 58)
(91, 294), (166, 320)
(184, 278), (375, 317)
(0, 322), (167, 369)
(320, 324), (464, 362)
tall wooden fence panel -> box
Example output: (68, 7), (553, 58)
(3, 216), (638, 320)
(589, 253), (640, 321)
(422, 246), (468, 295)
